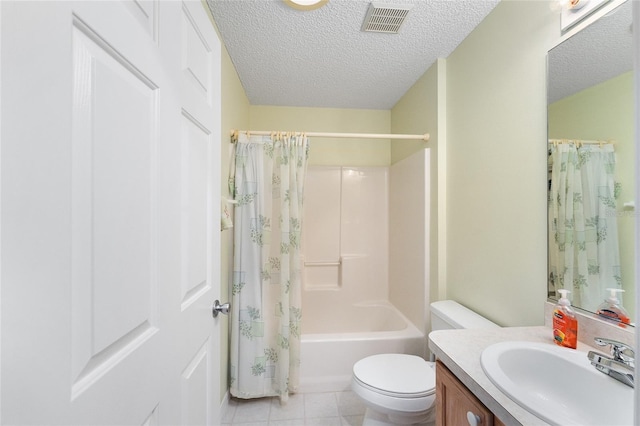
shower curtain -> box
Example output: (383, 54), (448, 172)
(548, 143), (621, 312)
(229, 132), (309, 401)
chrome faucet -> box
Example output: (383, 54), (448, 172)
(587, 337), (635, 388)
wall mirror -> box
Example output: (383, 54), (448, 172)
(547, 0), (635, 324)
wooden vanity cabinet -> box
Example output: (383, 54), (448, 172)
(435, 361), (506, 426)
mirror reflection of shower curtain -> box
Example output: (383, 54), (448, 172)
(229, 133), (309, 401)
(548, 143), (621, 312)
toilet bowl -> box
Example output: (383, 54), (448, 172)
(351, 353), (436, 426)
(351, 300), (500, 426)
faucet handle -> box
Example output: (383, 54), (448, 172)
(594, 337), (635, 364)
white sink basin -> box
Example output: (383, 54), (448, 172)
(480, 341), (633, 426)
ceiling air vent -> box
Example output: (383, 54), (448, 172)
(361, 3), (412, 34)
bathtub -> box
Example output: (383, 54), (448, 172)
(298, 302), (426, 392)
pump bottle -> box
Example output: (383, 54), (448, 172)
(552, 289), (578, 349)
(596, 288), (631, 327)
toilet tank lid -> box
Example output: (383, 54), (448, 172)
(430, 300), (500, 329)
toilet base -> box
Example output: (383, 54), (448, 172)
(362, 407), (435, 426)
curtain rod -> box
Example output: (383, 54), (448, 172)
(548, 138), (615, 146)
(231, 130), (430, 142)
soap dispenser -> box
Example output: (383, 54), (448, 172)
(596, 288), (631, 327)
(552, 289), (578, 349)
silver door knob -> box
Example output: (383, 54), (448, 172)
(212, 300), (230, 317)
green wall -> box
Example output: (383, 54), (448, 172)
(444, 0), (557, 326)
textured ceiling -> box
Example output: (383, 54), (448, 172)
(548, 0), (632, 104)
(206, 0), (500, 109)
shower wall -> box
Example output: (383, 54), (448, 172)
(302, 149), (429, 332)
(302, 167), (389, 313)
(389, 149), (430, 334)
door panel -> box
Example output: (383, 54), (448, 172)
(1, 1), (221, 424)
(181, 112), (212, 307)
(182, 3), (215, 105)
(181, 339), (211, 426)
(123, 0), (159, 42)
(179, 2), (222, 424)
(70, 17), (160, 401)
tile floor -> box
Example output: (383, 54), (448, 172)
(221, 390), (366, 426)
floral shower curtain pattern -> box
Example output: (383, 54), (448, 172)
(548, 142), (621, 312)
(229, 132), (309, 401)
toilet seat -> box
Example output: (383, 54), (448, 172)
(351, 354), (436, 415)
(353, 354), (436, 397)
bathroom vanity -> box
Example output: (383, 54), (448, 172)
(435, 360), (506, 426)
(429, 326), (552, 425)
(428, 322), (633, 426)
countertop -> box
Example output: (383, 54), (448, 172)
(428, 326), (599, 426)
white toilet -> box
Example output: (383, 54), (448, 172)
(351, 300), (499, 426)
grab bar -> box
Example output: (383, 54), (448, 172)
(304, 260), (341, 267)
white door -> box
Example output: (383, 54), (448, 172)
(0, 1), (222, 424)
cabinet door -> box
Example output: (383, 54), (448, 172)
(436, 361), (494, 426)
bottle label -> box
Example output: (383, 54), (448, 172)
(552, 309), (577, 348)
(597, 308), (630, 326)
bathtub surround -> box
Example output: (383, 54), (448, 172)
(302, 151), (430, 333)
(302, 166), (389, 305)
(229, 133), (309, 400)
(390, 150), (431, 334)
(299, 151), (429, 391)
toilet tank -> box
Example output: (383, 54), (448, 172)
(430, 300), (499, 331)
